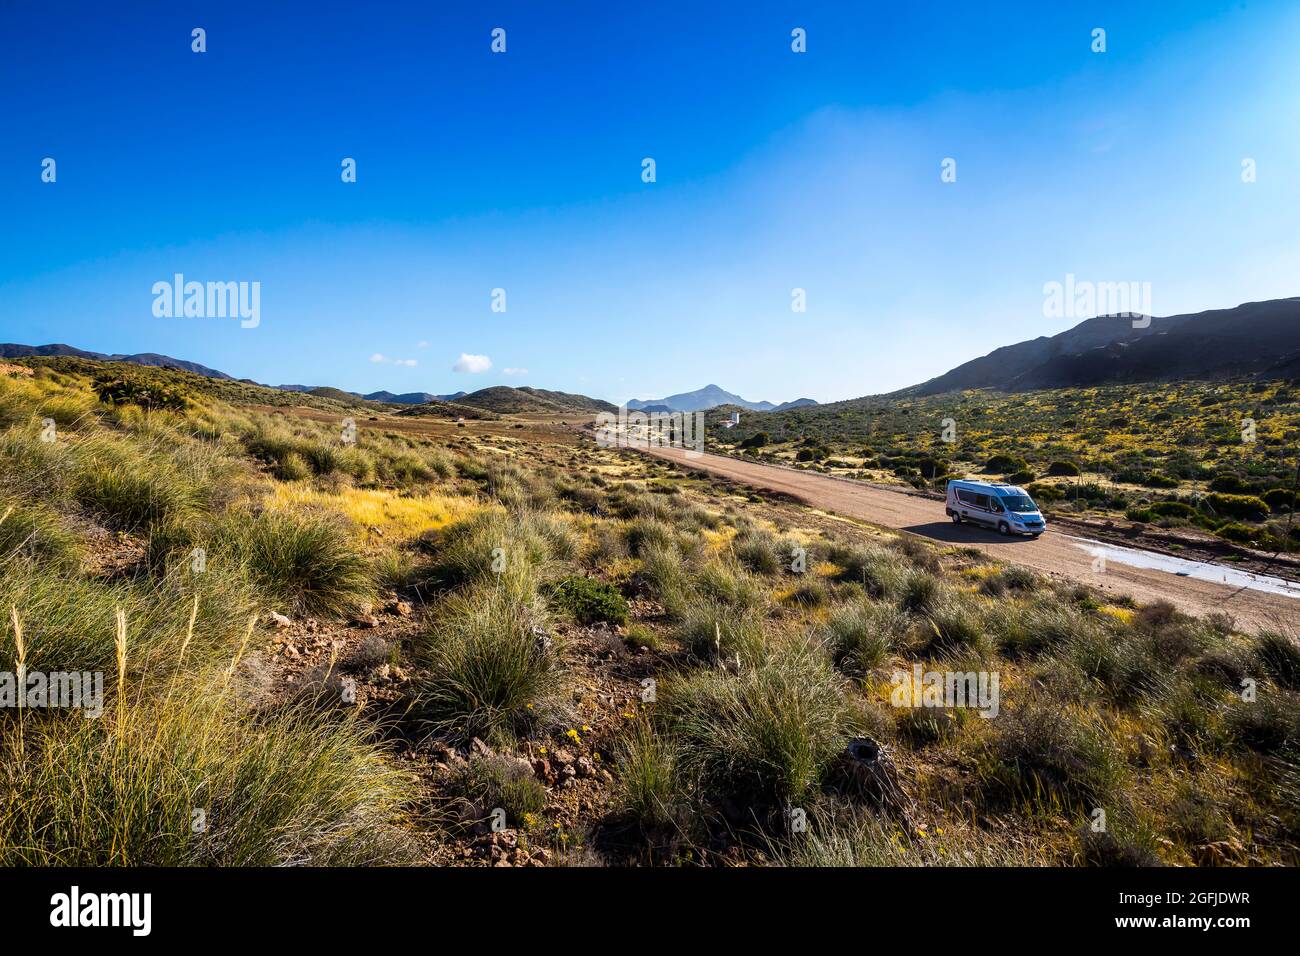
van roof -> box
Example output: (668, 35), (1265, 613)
(948, 479), (1028, 496)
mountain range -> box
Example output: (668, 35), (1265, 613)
(626, 384), (818, 413)
(0, 343), (234, 380)
(7, 296), (1298, 415)
(908, 297), (1300, 395)
(276, 385), (466, 404)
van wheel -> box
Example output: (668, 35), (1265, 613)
(951, 513), (962, 524)
(997, 521), (1011, 536)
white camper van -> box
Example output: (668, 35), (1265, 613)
(945, 479), (1046, 537)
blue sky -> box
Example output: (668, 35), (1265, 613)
(3, 1), (1299, 403)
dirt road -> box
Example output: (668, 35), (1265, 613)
(641, 445), (1298, 634)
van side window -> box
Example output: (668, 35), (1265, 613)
(973, 494), (990, 509)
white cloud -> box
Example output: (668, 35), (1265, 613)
(369, 353), (385, 363)
(394, 358), (418, 367)
(417, 340), (429, 349)
(503, 367), (528, 376)
(452, 353), (492, 374)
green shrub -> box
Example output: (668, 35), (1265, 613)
(662, 639), (856, 808)
(415, 567), (560, 743)
(374, 548), (427, 592)
(899, 569), (941, 613)
(674, 601), (767, 664)
(973, 697), (1122, 810)
(623, 516), (675, 557)
(431, 509), (554, 587)
(217, 510), (374, 617)
(1027, 482), (1064, 503)
(637, 540), (689, 616)
(623, 622), (661, 651)
(694, 559), (766, 610)
(1216, 522), (1258, 543)
(1148, 500), (1197, 519)
(93, 374), (189, 411)
(889, 535), (940, 572)
(986, 454), (1027, 473)
(0, 499), (81, 570)
(299, 440), (347, 476)
(446, 753), (547, 828)
(275, 451), (312, 481)
(1143, 472), (1179, 489)
(1255, 632), (1300, 691)
(72, 444), (198, 532)
(613, 722), (685, 832)
(1224, 692), (1300, 754)
(1208, 473), (1250, 493)
(989, 599), (1100, 659)
(1047, 460), (1080, 477)
(771, 808), (1043, 866)
(822, 601), (905, 677)
(1065, 625), (1177, 707)
(2, 552), (256, 677)
(547, 575), (629, 626)
(1263, 488), (1297, 512)
(979, 565), (1039, 596)
(918, 592), (990, 657)
(733, 529), (783, 575)
(0, 690), (416, 865)
(825, 542), (905, 597)
(1204, 493), (1269, 522)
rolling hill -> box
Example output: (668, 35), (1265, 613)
(455, 386), (618, 415)
(363, 390), (466, 404)
(6, 354), (384, 413)
(393, 399), (501, 421)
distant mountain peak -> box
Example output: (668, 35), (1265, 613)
(626, 385), (818, 413)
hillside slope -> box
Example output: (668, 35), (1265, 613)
(909, 298), (1300, 395)
(456, 385), (616, 415)
(1, 342), (233, 380)
(9, 355), (382, 413)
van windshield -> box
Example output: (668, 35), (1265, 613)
(1001, 494), (1038, 513)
